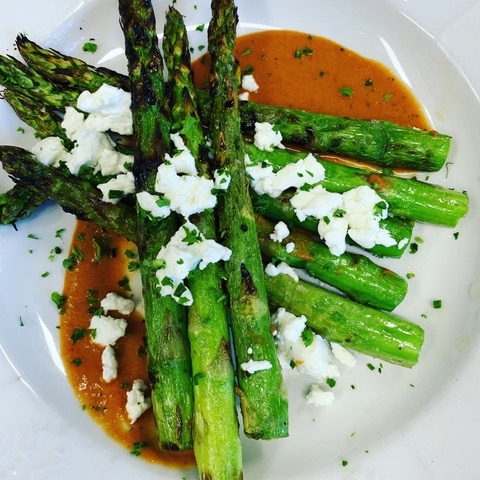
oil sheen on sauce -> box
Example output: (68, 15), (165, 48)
(59, 30), (429, 468)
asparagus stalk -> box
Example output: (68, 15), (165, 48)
(256, 215), (407, 312)
(15, 33), (130, 92)
(163, 7), (242, 477)
(265, 273), (424, 368)
(198, 89), (451, 172)
(0, 146), (137, 239)
(7, 35), (451, 172)
(0, 146), (424, 367)
(208, 0), (288, 440)
(118, 0), (193, 451)
(246, 143), (469, 228)
(0, 182), (45, 225)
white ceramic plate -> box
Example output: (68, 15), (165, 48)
(1, 0), (480, 478)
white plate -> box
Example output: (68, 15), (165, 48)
(1, 0), (480, 478)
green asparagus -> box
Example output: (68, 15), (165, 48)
(163, 7), (242, 477)
(256, 215), (407, 312)
(5, 35), (452, 172)
(118, 0), (193, 451)
(208, 0), (288, 440)
(246, 143), (469, 228)
(197, 89), (451, 172)
(266, 273), (424, 368)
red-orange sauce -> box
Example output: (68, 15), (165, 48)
(59, 30), (428, 468)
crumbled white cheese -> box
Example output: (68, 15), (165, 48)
(270, 221), (290, 242)
(31, 85), (135, 204)
(77, 84), (133, 135)
(241, 74), (259, 92)
(155, 221), (232, 305)
(154, 163), (216, 219)
(265, 261), (299, 281)
(165, 132), (198, 176)
(331, 342), (357, 367)
(89, 314), (127, 347)
(306, 384), (335, 407)
(97, 172), (136, 204)
(31, 136), (66, 167)
(136, 191), (170, 218)
(246, 152), (325, 198)
(101, 345), (118, 382)
(285, 242), (295, 253)
(126, 379), (152, 424)
(290, 184), (343, 222)
(240, 359), (273, 374)
(253, 122), (285, 152)
(213, 168), (231, 190)
(101, 292), (135, 316)
(291, 184), (395, 256)
(272, 307), (355, 407)
(238, 91), (250, 101)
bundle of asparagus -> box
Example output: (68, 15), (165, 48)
(0, 0), (470, 477)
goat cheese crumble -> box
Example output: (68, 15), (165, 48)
(31, 84), (135, 203)
(253, 122), (285, 152)
(272, 307), (356, 407)
(155, 221), (232, 305)
(270, 221), (290, 242)
(247, 145), (397, 256)
(126, 379), (152, 424)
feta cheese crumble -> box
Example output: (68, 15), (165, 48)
(126, 379), (152, 424)
(265, 261), (299, 281)
(272, 307), (356, 407)
(89, 315), (127, 347)
(241, 73), (259, 92)
(101, 345), (118, 383)
(253, 122), (285, 152)
(31, 84), (135, 203)
(270, 221), (290, 242)
(101, 292), (135, 315)
(246, 152), (325, 198)
(155, 221), (232, 305)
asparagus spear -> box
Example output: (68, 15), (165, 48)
(0, 146), (424, 367)
(207, 0), (288, 440)
(256, 215), (407, 312)
(251, 189), (413, 258)
(6, 36), (451, 172)
(163, 7), (242, 477)
(246, 144), (469, 228)
(0, 146), (137, 239)
(0, 182), (45, 225)
(15, 33), (130, 92)
(118, 0), (193, 451)
(265, 273), (424, 368)
(197, 89), (451, 172)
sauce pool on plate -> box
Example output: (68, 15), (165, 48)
(59, 29), (429, 467)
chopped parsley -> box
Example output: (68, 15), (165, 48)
(301, 327), (314, 347)
(339, 86), (353, 97)
(195, 23), (205, 32)
(51, 291), (67, 312)
(131, 440), (149, 457)
(294, 46), (314, 59)
(70, 328), (87, 344)
(70, 358), (84, 367)
(326, 378), (336, 388)
(82, 41), (98, 53)
(364, 78), (374, 87)
(433, 299), (442, 309)
(118, 275), (132, 291)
